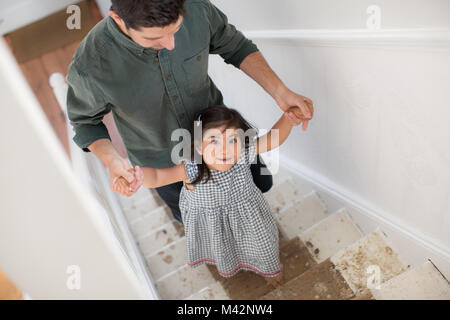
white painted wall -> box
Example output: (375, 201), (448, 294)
(211, 0), (450, 30)
(95, 0), (111, 18)
(208, 0), (450, 276)
(0, 0), (81, 35)
(0, 38), (149, 299)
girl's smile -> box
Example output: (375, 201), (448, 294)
(198, 125), (243, 171)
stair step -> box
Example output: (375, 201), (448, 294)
(330, 228), (406, 295)
(299, 209), (363, 263)
(206, 237), (316, 300)
(155, 264), (217, 300)
(117, 186), (160, 210)
(370, 260), (450, 300)
(146, 238), (187, 280)
(270, 166), (292, 188)
(185, 282), (230, 300)
(260, 258), (355, 300)
(129, 206), (174, 240)
(350, 289), (375, 300)
(137, 221), (184, 257)
(123, 196), (163, 224)
(264, 179), (302, 214)
(276, 192), (328, 240)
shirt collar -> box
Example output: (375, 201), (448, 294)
(106, 16), (158, 55)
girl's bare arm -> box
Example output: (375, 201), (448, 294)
(141, 163), (190, 189)
(116, 163), (189, 193)
(256, 106), (299, 155)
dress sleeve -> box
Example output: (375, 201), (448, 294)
(184, 160), (199, 183)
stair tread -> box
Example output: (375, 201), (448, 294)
(264, 179), (302, 214)
(129, 206), (174, 240)
(351, 289), (376, 300)
(185, 282), (230, 300)
(137, 220), (184, 257)
(330, 228), (406, 295)
(371, 261), (450, 300)
(260, 258), (354, 300)
(206, 237), (316, 300)
(300, 209), (363, 263)
(146, 238), (187, 280)
(276, 192), (328, 239)
(156, 264), (216, 300)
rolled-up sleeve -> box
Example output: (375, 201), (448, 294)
(66, 64), (111, 152)
(206, 1), (259, 68)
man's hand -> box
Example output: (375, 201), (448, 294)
(276, 88), (314, 131)
(108, 156), (143, 197)
(283, 106), (303, 126)
(115, 166), (144, 196)
(239, 51), (314, 130)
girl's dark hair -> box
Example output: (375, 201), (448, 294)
(188, 105), (258, 185)
(110, 0), (186, 30)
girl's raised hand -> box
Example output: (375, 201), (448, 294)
(284, 106), (306, 127)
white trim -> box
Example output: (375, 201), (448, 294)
(50, 71), (160, 299)
(243, 28), (450, 48)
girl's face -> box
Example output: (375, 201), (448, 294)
(197, 125), (243, 171)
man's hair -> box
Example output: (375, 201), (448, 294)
(110, 0), (186, 30)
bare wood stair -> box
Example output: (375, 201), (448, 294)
(205, 237), (316, 300)
(260, 258), (354, 300)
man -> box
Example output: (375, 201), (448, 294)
(66, 0), (314, 224)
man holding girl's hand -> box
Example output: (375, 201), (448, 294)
(114, 106), (305, 195)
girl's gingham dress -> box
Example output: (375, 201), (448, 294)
(179, 142), (283, 278)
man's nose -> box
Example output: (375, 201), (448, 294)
(222, 142), (231, 157)
(161, 36), (175, 51)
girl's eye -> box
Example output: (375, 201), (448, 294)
(229, 137), (237, 144)
(211, 139), (218, 145)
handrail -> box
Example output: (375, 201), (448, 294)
(49, 72), (160, 300)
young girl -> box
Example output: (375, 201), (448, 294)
(116, 105), (301, 288)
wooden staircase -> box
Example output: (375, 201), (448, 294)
(116, 168), (450, 300)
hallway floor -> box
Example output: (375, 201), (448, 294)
(2, 0), (128, 160)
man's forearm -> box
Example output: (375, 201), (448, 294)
(239, 51), (289, 109)
(88, 138), (120, 168)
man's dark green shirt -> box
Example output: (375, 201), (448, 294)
(66, 0), (259, 168)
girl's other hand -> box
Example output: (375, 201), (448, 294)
(113, 166), (144, 197)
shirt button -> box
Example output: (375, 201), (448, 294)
(166, 75), (171, 80)
(173, 95), (178, 100)
(154, 57), (159, 62)
(179, 113), (184, 119)
(196, 55), (201, 61)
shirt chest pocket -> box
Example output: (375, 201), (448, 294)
(182, 45), (209, 96)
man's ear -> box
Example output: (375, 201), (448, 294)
(109, 10), (125, 26)
(109, 10), (118, 19)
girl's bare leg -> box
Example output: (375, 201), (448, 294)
(265, 271), (284, 289)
